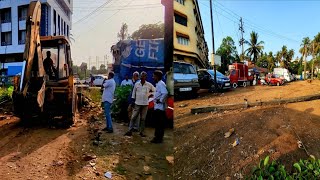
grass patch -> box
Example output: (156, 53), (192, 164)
(82, 88), (102, 104)
(114, 164), (127, 175)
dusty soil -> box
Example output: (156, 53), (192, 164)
(175, 80), (320, 117)
(174, 80), (320, 179)
(0, 101), (173, 179)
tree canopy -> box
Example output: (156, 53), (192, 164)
(130, 23), (164, 39)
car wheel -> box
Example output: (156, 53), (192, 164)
(243, 81), (247, 87)
(232, 83), (238, 89)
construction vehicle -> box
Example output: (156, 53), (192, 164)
(12, 1), (77, 125)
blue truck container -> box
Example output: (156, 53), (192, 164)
(112, 38), (165, 85)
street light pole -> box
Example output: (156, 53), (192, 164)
(209, 0), (217, 92)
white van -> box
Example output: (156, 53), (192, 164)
(273, 68), (293, 82)
(174, 61), (200, 98)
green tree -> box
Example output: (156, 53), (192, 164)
(300, 37), (311, 79)
(245, 31), (264, 63)
(216, 36), (239, 73)
(130, 23), (164, 39)
(98, 64), (107, 74)
(267, 52), (276, 72)
(117, 23), (129, 41)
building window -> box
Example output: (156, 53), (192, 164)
(67, 25), (69, 37)
(58, 15), (60, 35)
(18, 5), (28, 21)
(177, 36), (189, 46)
(175, 0), (185, 5)
(61, 19), (63, 36)
(1, 8), (11, 23)
(1, 32), (12, 46)
(18, 30), (26, 44)
(64, 22), (66, 35)
(175, 13), (187, 26)
(53, 10), (56, 35)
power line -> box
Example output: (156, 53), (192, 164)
(73, 0), (113, 25)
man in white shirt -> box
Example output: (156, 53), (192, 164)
(125, 71), (155, 137)
(151, 70), (168, 143)
(102, 72), (116, 133)
(120, 75), (133, 87)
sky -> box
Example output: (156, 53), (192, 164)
(198, 0), (320, 62)
(71, 0), (164, 67)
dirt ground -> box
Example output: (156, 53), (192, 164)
(174, 80), (320, 179)
(0, 101), (173, 180)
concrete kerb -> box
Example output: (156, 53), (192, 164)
(191, 94), (320, 114)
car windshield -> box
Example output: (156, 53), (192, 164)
(174, 63), (197, 74)
(208, 70), (224, 77)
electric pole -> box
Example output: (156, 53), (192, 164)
(239, 17), (245, 62)
(303, 45), (307, 80)
(312, 41), (315, 80)
(210, 0), (217, 92)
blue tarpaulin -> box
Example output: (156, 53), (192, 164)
(7, 66), (22, 76)
(113, 39), (165, 85)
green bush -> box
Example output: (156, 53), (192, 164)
(111, 85), (132, 122)
(0, 86), (13, 101)
(248, 156), (320, 180)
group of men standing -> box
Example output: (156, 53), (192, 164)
(101, 70), (168, 144)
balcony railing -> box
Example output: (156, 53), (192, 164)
(1, 42), (12, 46)
(1, 19), (11, 23)
(18, 40), (25, 44)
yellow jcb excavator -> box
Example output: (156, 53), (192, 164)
(12, 1), (77, 125)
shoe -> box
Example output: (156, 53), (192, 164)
(102, 127), (108, 131)
(132, 129), (139, 132)
(124, 131), (132, 136)
(106, 129), (113, 133)
(139, 133), (146, 137)
(150, 138), (162, 144)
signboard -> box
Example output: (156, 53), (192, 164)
(211, 54), (221, 66)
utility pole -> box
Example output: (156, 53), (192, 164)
(210, 0), (217, 92)
(303, 45), (307, 80)
(312, 41), (315, 80)
(89, 56), (91, 76)
(239, 17), (245, 62)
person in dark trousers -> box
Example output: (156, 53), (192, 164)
(125, 71), (155, 137)
(43, 51), (56, 79)
(101, 72), (116, 133)
(151, 70), (168, 143)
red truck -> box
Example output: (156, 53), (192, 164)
(229, 63), (254, 88)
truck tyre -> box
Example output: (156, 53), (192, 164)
(232, 83), (238, 89)
(243, 81), (247, 87)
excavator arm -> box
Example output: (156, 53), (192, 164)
(19, 1), (46, 108)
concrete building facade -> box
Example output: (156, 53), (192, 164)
(174, 0), (209, 69)
(0, 0), (73, 63)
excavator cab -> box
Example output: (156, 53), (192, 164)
(12, 1), (77, 126)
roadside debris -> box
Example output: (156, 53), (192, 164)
(232, 138), (240, 147)
(104, 171), (112, 179)
(166, 156), (174, 164)
(83, 154), (97, 161)
(52, 160), (64, 166)
(297, 140), (303, 149)
(179, 104), (188, 108)
(224, 128), (235, 138)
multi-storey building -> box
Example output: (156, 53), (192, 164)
(0, 0), (73, 63)
(174, 0), (209, 69)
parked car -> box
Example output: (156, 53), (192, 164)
(173, 61), (200, 98)
(74, 77), (80, 84)
(84, 74), (108, 86)
(198, 69), (231, 91)
(265, 74), (284, 86)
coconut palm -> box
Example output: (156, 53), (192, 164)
(300, 37), (311, 79)
(267, 52), (275, 71)
(245, 31), (264, 63)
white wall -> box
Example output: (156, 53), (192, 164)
(0, 0), (72, 59)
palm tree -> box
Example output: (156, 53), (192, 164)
(300, 37), (311, 79)
(245, 31), (264, 63)
(267, 52), (275, 72)
(284, 49), (294, 69)
(275, 51), (282, 67)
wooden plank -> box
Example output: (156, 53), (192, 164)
(191, 94), (320, 114)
